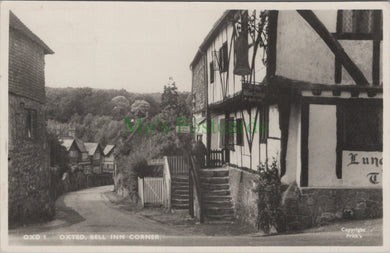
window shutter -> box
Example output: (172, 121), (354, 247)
(260, 106), (268, 143)
(219, 118), (225, 148)
(236, 118), (244, 146)
(227, 117), (235, 149)
(209, 62), (214, 83)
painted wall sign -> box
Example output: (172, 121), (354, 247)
(342, 151), (382, 187)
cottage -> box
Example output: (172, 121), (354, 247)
(190, 10), (383, 227)
(102, 144), (116, 173)
(84, 142), (104, 174)
(8, 11), (55, 224)
(60, 138), (88, 164)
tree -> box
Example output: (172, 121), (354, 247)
(131, 100), (150, 118)
(47, 131), (69, 175)
(161, 77), (179, 110)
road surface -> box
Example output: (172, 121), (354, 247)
(8, 186), (383, 246)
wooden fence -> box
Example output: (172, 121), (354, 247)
(162, 156), (171, 210)
(138, 177), (165, 207)
(167, 156), (190, 175)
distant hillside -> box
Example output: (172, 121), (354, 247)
(45, 86), (190, 144)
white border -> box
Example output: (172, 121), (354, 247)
(0, 1), (389, 252)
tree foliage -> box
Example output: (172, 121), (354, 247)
(47, 131), (69, 175)
(254, 159), (285, 234)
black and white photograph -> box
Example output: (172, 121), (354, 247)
(0, 1), (388, 251)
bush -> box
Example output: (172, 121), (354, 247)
(254, 159), (285, 234)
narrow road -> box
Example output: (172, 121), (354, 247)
(8, 186), (383, 246)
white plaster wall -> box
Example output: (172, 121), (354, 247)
(340, 40), (373, 84)
(226, 107), (261, 170)
(283, 103), (301, 185)
(206, 13), (267, 105)
(308, 104), (339, 187)
(268, 105), (281, 138)
(276, 10), (380, 85)
(276, 11), (335, 84)
(210, 114), (221, 150)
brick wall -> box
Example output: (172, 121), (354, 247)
(8, 28), (53, 226)
(9, 28), (46, 103)
(192, 55), (207, 113)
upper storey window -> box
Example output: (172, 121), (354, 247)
(219, 42), (228, 73)
(337, 10), (382, 39)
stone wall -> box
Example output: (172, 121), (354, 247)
(282, 184), (383, 230)
(9, 96), (53, 226)
(228, 165), (382, 232)
(228, 166), (259, 229)
(191, 55), (207, 113)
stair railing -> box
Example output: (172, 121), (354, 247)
(189, 155), (204, 223)
(162, 156), (171, 210)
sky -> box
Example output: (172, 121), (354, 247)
(6, 2), (224, 93)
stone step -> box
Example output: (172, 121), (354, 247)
(204, 214), (235, 222)
(202, 200), (233, 208)
(173, 189), (189, 195)
(172, 177), (189, 183)
(172, 203), (189, 209)
(203, 206), (234, 215)
(172, 183), (188, 188)
(203, 195), (231, 202)
(171, 193), (189, 198)
(204, 219), (235, 225)
(202, 189), (230, 196)
(172, 200), (189, 205)
(199, 169), (229, 177)
(172, 185), (188, 191)
(200, 177), (229, 184)
(201, 183), (229, 190)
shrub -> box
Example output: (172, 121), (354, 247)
(254, 159), (285, 234)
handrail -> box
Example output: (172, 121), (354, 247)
(189, 155), (203, 223)
(163, 156), (171, 210)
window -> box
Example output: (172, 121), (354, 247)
(94, 152), (100, 159)
(209, 62), (214, 83)
(25, 109), (37, 139)
(219, 118), (235, 150)
(70, 150), (79, 158)
(196, 134), (202, 142)
(219, 42), (228, 73)
(338, 10), (382, 38)
(236, 118), (244, 146)
(227, 117), (235, 150)
(341, 103), (382, 151)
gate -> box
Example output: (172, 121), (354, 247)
(138, 177), (165, 207)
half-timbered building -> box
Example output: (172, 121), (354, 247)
(190, 9), (383, 228)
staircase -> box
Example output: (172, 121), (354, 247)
(199, 167), (235, 224)
(171, 175), (189, 210)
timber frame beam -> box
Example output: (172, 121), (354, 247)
(297, 10), (369, 86)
